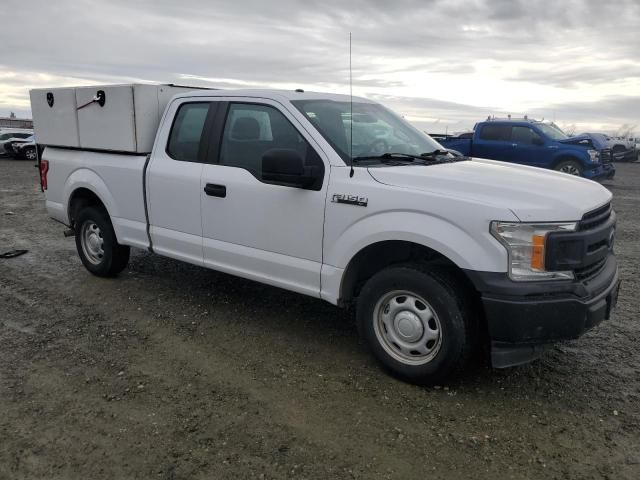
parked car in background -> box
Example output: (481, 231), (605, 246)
(612, 136), (636, 150)
(583, 132), (637, 162)
(7, 135), (37, 160)
(10, 135), (38, 160)
(0, 129), (33, 156)
(438, 119), (615, 180)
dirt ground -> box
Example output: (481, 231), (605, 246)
(0, 158), (638, 480)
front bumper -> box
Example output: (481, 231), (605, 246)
(3, 143), (18, 157)
(465, 253), (619, 367)
(583, 162), (615, 180)
(619, 149), (637, 162)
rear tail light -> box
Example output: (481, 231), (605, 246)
(40, 159), (49, 191)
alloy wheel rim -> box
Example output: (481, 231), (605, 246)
(560, 164), (580, 175)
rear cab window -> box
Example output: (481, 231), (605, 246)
(479, 124), (511, 142)
(166, 102), (211, 162)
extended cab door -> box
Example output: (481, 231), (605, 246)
(200, 99), (328, 297)
(146, 100), (217, 266)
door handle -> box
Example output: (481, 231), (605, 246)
(204, 183), (226, 198)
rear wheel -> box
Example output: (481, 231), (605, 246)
(75, 206), (129, 277)
(554, 159), (582, 176)
(356, 265), (475, 384)
(24, 147), (37, 161)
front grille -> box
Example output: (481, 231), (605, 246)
(574, 257), (606, 281)
(574, 204), (614, 281)
(547, 202), (614, 280)
(587, 238), (608, 253)
(579, 203), (612, 230)
(600, 149), (612, 163)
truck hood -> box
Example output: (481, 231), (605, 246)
(367, 158), (612, 222)
(558, 133), (607, 150)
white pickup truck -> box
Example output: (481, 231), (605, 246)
(31, 84), (620, 384)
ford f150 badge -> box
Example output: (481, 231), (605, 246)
(332, 193), (368, 207)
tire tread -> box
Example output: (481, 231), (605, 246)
(75, 206), (129, 277)
(356, 262), (477, 384)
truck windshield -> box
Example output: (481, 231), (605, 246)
(536, 123), (569, 141)
(291, 100), (443, 164)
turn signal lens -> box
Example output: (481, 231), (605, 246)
(531, 234), (545, 270)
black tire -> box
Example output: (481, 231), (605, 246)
(74, 206), (130, 277)
(356, 265), (475, 385)
(554, 159), (582, 176)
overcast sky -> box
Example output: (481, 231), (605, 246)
(1, 0), (638, 134)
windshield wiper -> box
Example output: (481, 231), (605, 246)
(419, 149), (451, 158)
(353, 150), (463, 166)
(420, 149), (468, 163)
(353, 152), (418, 163)
(353, 152), (448, 166)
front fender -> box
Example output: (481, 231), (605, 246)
(325, 210), (508, 273)
(551, 149), (589, 167)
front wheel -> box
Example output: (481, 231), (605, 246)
(554, 159), (582, 176)
(356, 265), (475, 385)
(75, 206), (130, 277)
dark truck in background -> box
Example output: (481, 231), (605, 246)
(435, 118), (615, 180)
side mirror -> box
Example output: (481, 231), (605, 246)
(262, 149), (319, 189)
(532, 137), (544, 146)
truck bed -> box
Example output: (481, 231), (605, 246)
(44, 147), (150, 250)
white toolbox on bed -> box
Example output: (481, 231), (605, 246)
(30, 84), (197, 153)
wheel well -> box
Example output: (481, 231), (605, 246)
(551, 155), (582, 169)
(339, 240), (478, 307)
(68, 188), (108, 228)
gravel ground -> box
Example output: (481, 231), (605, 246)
(0, 159), (638, 480)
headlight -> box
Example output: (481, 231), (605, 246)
(587, 149), (599, 163)
(490, 221), (577, 281)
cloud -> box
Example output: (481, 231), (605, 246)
(530, 96), (640, 126)
(0, 0), (638, 132)
(511, 63), (640, 88)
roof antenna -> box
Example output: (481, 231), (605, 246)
(349, 32), (355, 178)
